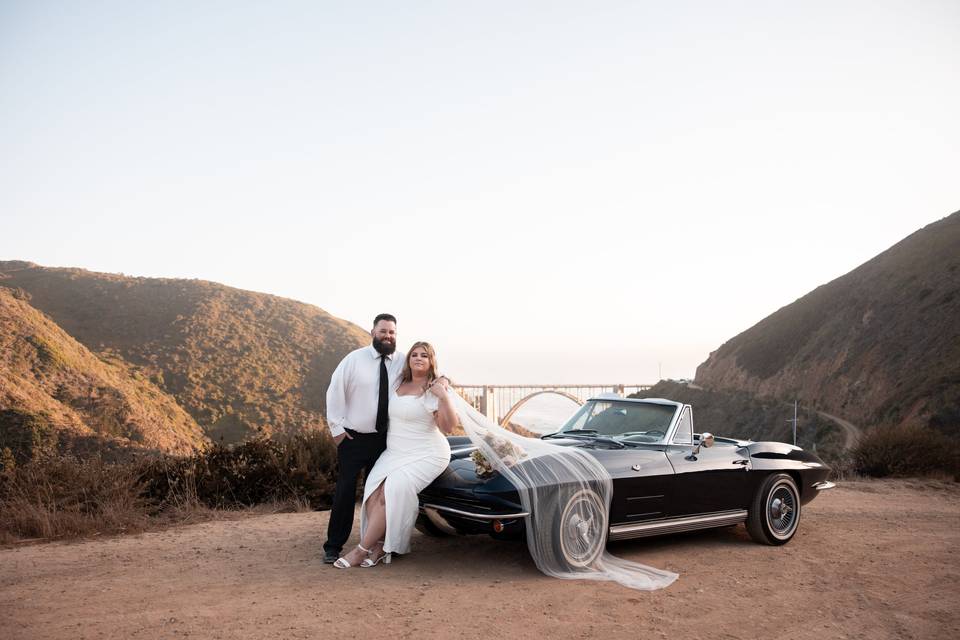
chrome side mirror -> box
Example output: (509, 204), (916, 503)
(685, 432), (714, 461)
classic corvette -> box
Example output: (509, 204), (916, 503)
(417, 396), (834, 567)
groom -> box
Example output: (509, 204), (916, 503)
(322, 313), (404, 564)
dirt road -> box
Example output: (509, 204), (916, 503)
(2, 479), (958, 640)
(816, 409), (863, 450)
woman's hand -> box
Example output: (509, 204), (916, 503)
(428, 380), (447, 398)
(430, 378), (457, 434)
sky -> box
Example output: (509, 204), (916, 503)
(1, 1), (958, 384)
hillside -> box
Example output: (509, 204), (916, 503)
(0, 287), (208, 458)
(695, 211), (960, 433)
(0, 262), (371, 443)
(631, 381), (844, 460)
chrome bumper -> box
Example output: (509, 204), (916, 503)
(419, 503), (529, 535)
(420, 503), (529, 520)
(813, 481), (836, 491)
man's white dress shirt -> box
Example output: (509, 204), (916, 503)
(326, 345), (405, 438)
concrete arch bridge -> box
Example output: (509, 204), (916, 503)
(452, 384), (653, 428)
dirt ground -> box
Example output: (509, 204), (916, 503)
(2, 478), (958, 640)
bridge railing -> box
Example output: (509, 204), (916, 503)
(452, 383), (654, 425)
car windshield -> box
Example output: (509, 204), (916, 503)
(555, 400), (677, 443)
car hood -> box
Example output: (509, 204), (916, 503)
(439, 436), (632, 498)
(448, 436), (595, 462)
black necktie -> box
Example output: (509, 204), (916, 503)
(375, 355), (389, 433)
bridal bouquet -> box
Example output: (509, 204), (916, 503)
(471, 431), (529, 476)
(470, 449), (495, 477)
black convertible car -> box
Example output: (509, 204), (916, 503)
(417, 397), (834, 567)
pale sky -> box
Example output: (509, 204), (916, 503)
(2, 1), (958, 384)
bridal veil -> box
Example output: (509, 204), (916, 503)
(450, 395), (678, 591)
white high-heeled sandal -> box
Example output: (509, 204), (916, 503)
(361, 541), (391, 568)
(333, 543), (371, 569)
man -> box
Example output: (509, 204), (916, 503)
(322, 313), (404, 564)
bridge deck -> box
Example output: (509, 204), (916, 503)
(452, 383), (654, 425)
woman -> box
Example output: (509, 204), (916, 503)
(334, 341), (456, 568)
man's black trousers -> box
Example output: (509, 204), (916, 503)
(323, 430), (387, 556)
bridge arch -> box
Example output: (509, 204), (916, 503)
(499, 389), (584, 428)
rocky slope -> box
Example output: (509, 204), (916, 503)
(631, 380), (844, 459)
(695, 211), (960, 433)
(0, 287), (208, 458)
(0, 262), (371, 443)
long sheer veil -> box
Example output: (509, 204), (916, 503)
(450, 394), (678, 591)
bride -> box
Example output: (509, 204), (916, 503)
(334, 341), (455, 568)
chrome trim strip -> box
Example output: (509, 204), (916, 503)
(608, 509), (748, 541)
(813, 481), (836, 491)
(669, 405), (694, 445)
(449, 446), (477, 455)
(662, 404), (683, 445)
(421, 503), (530, 520)
(625, 511), (662, 519)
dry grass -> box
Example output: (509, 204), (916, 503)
(0, 456), (151, 543)
(852, 423), (958, 478)
(0, 432), (336, 545)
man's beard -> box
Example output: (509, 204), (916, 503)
(372, 337), (396, 356)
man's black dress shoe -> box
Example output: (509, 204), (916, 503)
(323, 550), (339, 564)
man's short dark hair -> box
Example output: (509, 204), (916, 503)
(373, 313), (397, 327)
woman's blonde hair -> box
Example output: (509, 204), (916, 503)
(400, 341), (438, 385)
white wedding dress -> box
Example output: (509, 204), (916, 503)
(359, 389), (451, 555)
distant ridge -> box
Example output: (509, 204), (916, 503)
(696, 211), (960, 432)
(0, 262), (371, 444)
(0, 287), (208, 457)
(631, 380), (845, 459)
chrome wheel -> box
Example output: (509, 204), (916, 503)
(557, 489), (606, 568)
(767, 484), (798, 538)
(747, 473), (801, 545)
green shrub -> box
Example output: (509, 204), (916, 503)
(852, 424), (958, 478)
(27, 335), (67, 369)
(0, 447), (15, 476)
(0, 409), (59, 463)
(138, 430), (338, 510)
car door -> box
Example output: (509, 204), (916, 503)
(595, 447), (675, 525)
(663, 406), (751, 516)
